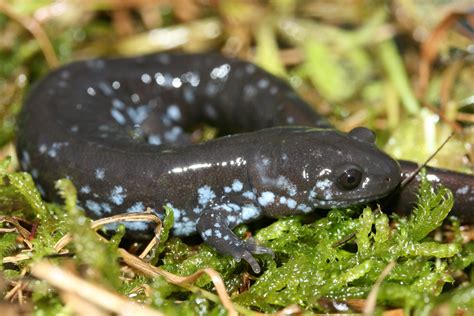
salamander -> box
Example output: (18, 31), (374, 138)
(16, 53), (474, 272)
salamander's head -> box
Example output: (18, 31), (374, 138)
(304, 127), (401, 209)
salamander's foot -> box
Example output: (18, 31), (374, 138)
(197, 210), (273, 273)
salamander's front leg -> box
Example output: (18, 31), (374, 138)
(196, 208), (273, 273)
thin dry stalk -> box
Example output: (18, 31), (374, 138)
(0, 1), (59, 68)
(118, 248), (238, 316)
(363, 261), (396, 315)
(30, 261), (164, 316)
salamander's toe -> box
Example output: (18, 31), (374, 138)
(241, 250), (261, 273)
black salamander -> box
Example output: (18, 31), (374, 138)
(16, 53), (474, 273)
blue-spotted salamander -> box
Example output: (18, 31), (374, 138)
(16, 53), (474, 272)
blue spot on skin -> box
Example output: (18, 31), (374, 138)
(148, 135), (162, 145)
(101, 202), (112, 213)
(198, 185), (216, 205)
(287, 198), (297, 209)
(242, 191), (256, 199)
(167, 105), (181, 121)
(297, 204), (312, 213)
(95, 168), (105, 180)
(127, 202), (145, 213)
(110, 186), (126, 205)
(110, 108), (126, 125)
(224, 186), (231, 193)
(258, 191), (275, 207)
(242, 204), (261, 221)
(232, 180), (243, 192)
(80, 185), (91, 194)
(86, 200), (102, 216)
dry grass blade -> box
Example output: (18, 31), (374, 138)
(363, 261), (396, 315)
(30, 260), (163, 316)
(54, 212), (162, 258)
(118, 248), (238, 316)
(0, 1), (59, 68)
(0, 216), (34, 250)
(90, 212), (162, 259)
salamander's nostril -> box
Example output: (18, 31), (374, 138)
(386, 177), (391, 182)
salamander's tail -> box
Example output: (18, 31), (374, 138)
(389, 160), (474, 222)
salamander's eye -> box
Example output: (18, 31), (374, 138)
(337, 168), (362, 190)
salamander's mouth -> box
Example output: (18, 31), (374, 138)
(313, 191), (392, 209)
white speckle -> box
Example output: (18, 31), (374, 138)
(243, 85), (257, 99)
(224, 186), (232, 193)
(279, 196), (287, 204)
(245, 64), (256, 74)
(47, 142), (68, 158)
(148, 134), (162, 145)
(87, 87), (96, 96)
(205, 83), (219, 96)
(214, 230), (222, 238)
(112, 81), (120, 89)
(214, 223), (221, 228)
(232, 180), (243, 192)
(167, 105), (181, 121)
(198, 185), (216, 205)
(262, 158), (270, 166)
(111, 109), (126, 125)
(193, 207), (202, 214)
(286, 116), (295, 124)
(269, 86), (279, 95)
(223, 235), (230, 240)
(155, 72), (165, 85)
(80, 185), (91, 194)
(204, 104), (217, 118)
(95, 168), (105, 180)
(112, 98), (125, 109)
(70, 125), (79, 133)
(204, 229), (213, 237)
(38, 144), (47, 154)
(131, 93), (140, 103)
(242, 204), (260, 220)
(127, 202), (145, 213)
(173, 220), (197, 236)
(242, 191), (255, 199)
(257, 79), (269, 89)
(315, 179), (332, 190)
(183, 87), (195, 103)
(157, 54), (171, 64)
(31, 169), (39, 179)
(427, 174), (440, 183)
(172, 77), (182, 88)
(210, 63), (231, 80)
(20, 150), (30, 169)
(141, 73), (152, 84)
(110, 186), (126, 205)
(258, 191), (275, 207)
(456, 185), (470, 195)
